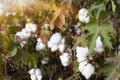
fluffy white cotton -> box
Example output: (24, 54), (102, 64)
(47, 41), (54, 48)
(79, 61), (87, 72)
(25, 23), (37, 33)
(48, 33), (66, 52)
(59, 44), (65, 53)
(21, 29), (31, 39)
(37, 75), (42, 80)
(30, 75), (37, 80)
(81, 63), (95, 79)
(77, 56), (87, 63)
(35, 69), (42, 76)
(51, 44), (59, 52)
(60, 53), (72, 67)
(36, 38), (46, 51)
(29, 68), (36, 75)
(78, 8), (90, 23)
(94, 36), (104, 53)
(15, 32), (23, 39)
(49, 33), (62, 44)
(41, 57), (49, 64)
(76, 47), (89, 57)
(29, 68), (42, 80)
(76, 28), (81, 35)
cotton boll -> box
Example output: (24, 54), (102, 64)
(94, 36), (104, 53)
(29, 68), (36, 75)
(115, 45), (120, 54)
(79, 8), (87, 15)
(21, 29), (31, 39)
(20, 43), (24, 48)
(37, 38), (42, 43)
(81, 63), (95, 79)
(25, 23), (37, 33)
(36, 43), (46, 51)
(37, 75), (42, 80)
(79, 61), (87, 72)
(50, 33), (62, 44)
(84, 11), (90, 23)
(59, 43), (65, 53)
(41, 57), (49, 64)
(30, 75), (37, 80)
(76, 47), (89, 57)
(35, 69), (42, 76)
(77, 56), (87, 63)
(61, 38), (65, 44)
(51, 44), (59, 52)
(47, 41), (54, 48)
(15, 32), (23, 39)
(79, 15), (85, 23)
(59, 53), (72, 67)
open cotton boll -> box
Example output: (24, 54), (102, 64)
(37, 75), (42, 80)
(61, 38), (65, 44)
(25, 23), (37, 33)
(77, 56), (87, 63)
(59, 43), (65, 53)
(15, 32), (23, 39)
(76, 47), (89, 57)
(37, 38), (42, 43)
(29, 68), (36, 75)
(76, 28), (81, 35)
(81, 63), (95, 79)
(94, 36), (104, 53)
(21, 29), (31, 39)
(51, 44), (59, 52)
(36, 43), (46, 51)
(79, 8), (87, 15)
(59, 53), (72, 67)
(47, 41), (54, 48)
(50, 33), (62, 44)
(30, 75), (37, 80)
(41, 57), (49, 64)
(35, 69), (42, 76)
(79, 15), (85, 23)
(79, 61), (87, 72)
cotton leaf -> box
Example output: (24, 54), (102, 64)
(84, 21), (115, 54)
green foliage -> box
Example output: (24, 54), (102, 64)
(84, 21), (115, 54)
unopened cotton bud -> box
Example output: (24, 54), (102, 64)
(51, 44), (59, 52)
(50, 33), (62, 44)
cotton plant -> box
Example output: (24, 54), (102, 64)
(78, 8), (90, 23)
(29, 68), (42, 80)
(15, 23), (37, 48)
(79, 61), (95, 79)
(35, 38), (46, 51)
(47, 32), (65, 52)
(59, 52), (72, 67)
(76, 46), (95, 79)
(94, 36), (104, 53)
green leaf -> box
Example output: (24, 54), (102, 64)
(88, 3), (106, 20)
(84, 21), (115, 54)
(111, 0), (116, 13)
(7, 47), (17, 58)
